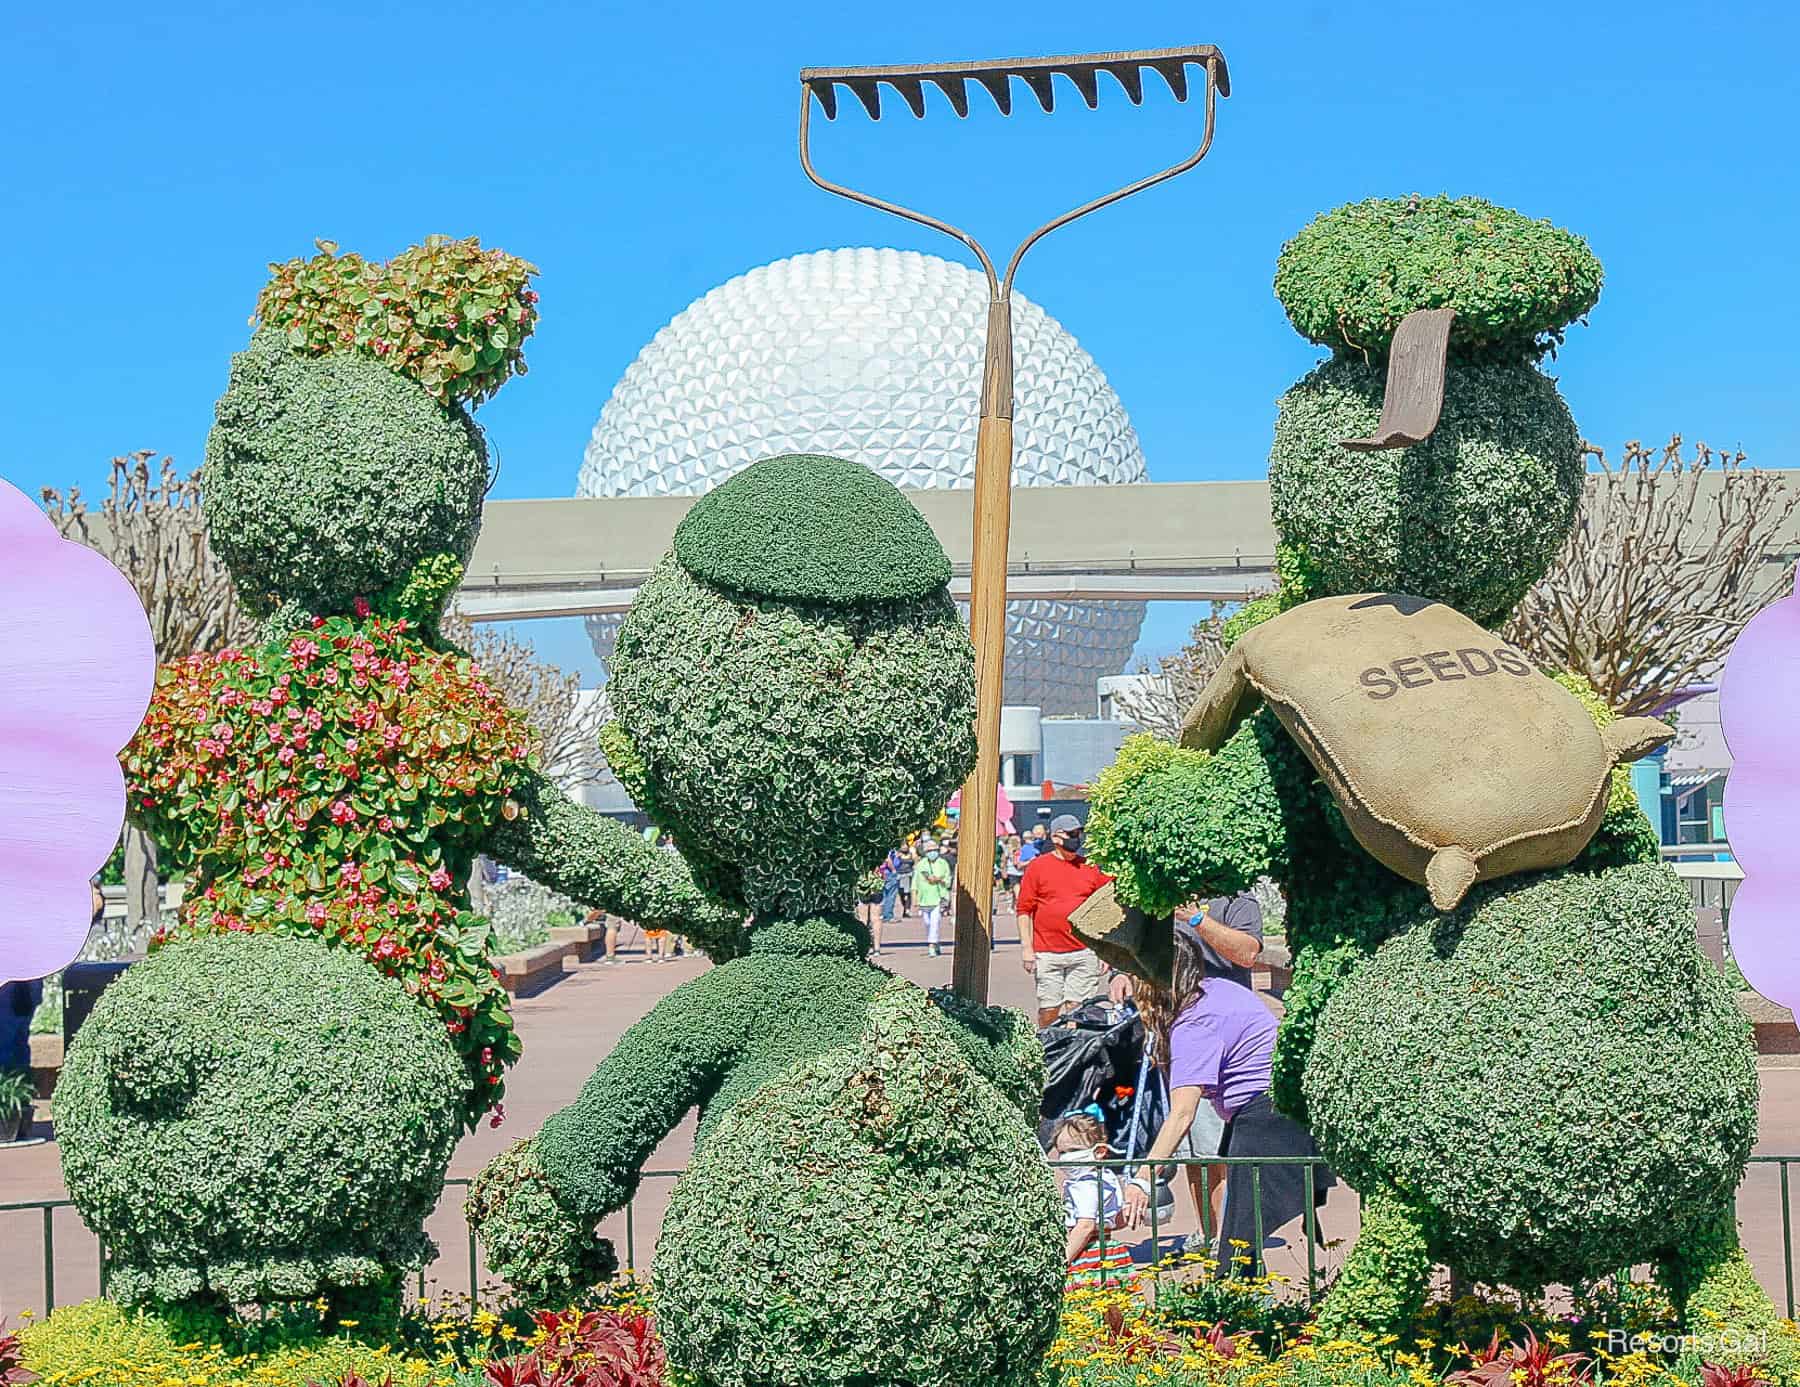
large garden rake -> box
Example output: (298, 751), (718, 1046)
(798, 46), (1231, 1002)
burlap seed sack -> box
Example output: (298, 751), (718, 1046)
(1182, 593), (1670, 910)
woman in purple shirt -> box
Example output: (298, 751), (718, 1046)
(1120, 923), (1332, 1274)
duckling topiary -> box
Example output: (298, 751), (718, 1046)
(1080, 196), (1784, 1367)
(468, 454), (1064, 1387)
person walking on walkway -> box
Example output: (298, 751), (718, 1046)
(1017, 814), (1110, 1028)
(878, 847), (905, 931)
(913, 837), (953, 957)
(1121, 923), (1332, 1275)
(1001, 833), (1024, 909)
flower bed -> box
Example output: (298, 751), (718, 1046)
(16, 1258), (1798, 1387)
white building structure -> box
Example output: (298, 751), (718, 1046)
(577, 247), (1151, 715)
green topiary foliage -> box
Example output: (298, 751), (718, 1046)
(1087, 199), (1777, 1349)
(1086, 717), (1311, 917)
(673, 453), (952, 604)
(652, 981), (1063, 1387)
(608, 554), (976, 918)
(473, 458), (1063, 1384)
(1311, 1191), (1433, 1340)
(531, 933), (893, 1229)
(69, 248), (741, 1321)
(1662, 1209), (1800, 1379)
(1301, 862), (1758, 1290)
(484, 763), (750, 961)
(203, 328), (490, 621)
(1268, 355), (1584, 626)
(462, 1140), (618, 1307)
(56, 931), (465, 1307)
(1273, 195), (1603, 362)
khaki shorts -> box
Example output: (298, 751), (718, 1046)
(1035, 947), (1107, 1013)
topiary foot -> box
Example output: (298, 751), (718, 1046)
(1660, 1208), (1800, 1379)
(1314, 1188), (1432, 1340)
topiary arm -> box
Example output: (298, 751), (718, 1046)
(926, 987), (1046, 1120)
(535, 968), (750, 1221)
(480, 767), (746, 959)
(1087, 714), (1314, 916)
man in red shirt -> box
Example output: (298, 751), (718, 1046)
(1017, 814), (1112, 1028)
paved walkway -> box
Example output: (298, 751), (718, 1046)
(5, 908), (1800, 1319)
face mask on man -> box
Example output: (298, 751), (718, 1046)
(1060, 833), (1082, 853)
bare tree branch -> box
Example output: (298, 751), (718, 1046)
(1504, 436), (1798, 716)
(41, 453), (261, 932)
(440, 613), (610, 790)
(1111, 608), (1232, 742)
(40, 452), (256, 658)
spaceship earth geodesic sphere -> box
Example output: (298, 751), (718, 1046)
(578, 247), (1149, 715)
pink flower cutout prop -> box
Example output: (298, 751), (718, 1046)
(1720, 567), (1800, 1019)
(0, 476), (155, 983)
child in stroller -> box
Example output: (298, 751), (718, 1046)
(1037, 996), (1178, 1249)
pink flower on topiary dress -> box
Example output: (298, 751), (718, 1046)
(0, 476), (155, 983)
(1720, 567), (1800, 1020)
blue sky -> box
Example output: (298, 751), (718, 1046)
(6, 2), (1794, 682)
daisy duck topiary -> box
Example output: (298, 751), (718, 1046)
(56, 237), (734, 1316)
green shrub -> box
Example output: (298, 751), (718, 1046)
(672, 452), (952, 603)
(254, 236), (540, 406)
(1085, 717), (1312, 917)
(1273, 195), (1603, 362)
(203, 329), (491, 622)
(1267, 356), (1583, 626)
(608, 554), (975, 919)
(57, 931), (466, 1307)
(651, 981), (1062, 1387)
(1302, 863), (1758, 1291)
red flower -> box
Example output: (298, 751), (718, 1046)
(329, 801), (356, 825)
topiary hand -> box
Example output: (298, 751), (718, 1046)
(1087, 715), (1312, 917)
(466, 1139), (617, 1308)
(483, 767), (748, 960)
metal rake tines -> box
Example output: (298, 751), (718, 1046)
(801, 46), (1230, 121)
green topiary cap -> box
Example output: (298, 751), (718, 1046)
(673, 454), (952, 604)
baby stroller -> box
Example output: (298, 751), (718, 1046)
(1038, 998), (1179, 1225)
